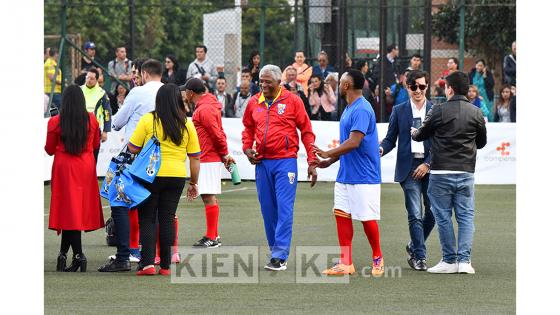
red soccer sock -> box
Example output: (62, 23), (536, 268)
(205, 204), (220, 240)
(173, 215), (179, 255)
(155, 224), (160, 258)
(362, 220), (382, 259)
(128, 209), (139, 249)
(334, 211), (354, 265)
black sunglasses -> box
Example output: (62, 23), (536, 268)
(408, 84), (427, 91)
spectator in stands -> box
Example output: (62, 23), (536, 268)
(81, 68), (111, 163)
(356, 60), (374, 106)
(308, 74), (337, 121)
(435, 57), (459, 96)
(81, 41), (98, 72)
(247, 50), (261, 88)
(227, 79), (252, 118)
(240, 67), (260, 95)
(371, 85), (382, 122)
(282, 50), (313, 97)
(162, 54), (186, 86)
(325, 72), (343, 120)
(387, 70), (411, 108)
(213, 77), (232, 117)
(108, 46), (133, 91)
(283, 66), (306, 94)
(186, 45), (218, 89)
(503, 41), (516, 86)
(407, 54), (422, 71)
(493, 85), (516, 123)
(44, 48), (62, 109)
(469, 59), (495, 121)
(44, 47), (50, 61)
(372, 43), (399, 91)
(467, 85), (491, 122)
(109, 83), (129, 114)
(344, 52), (353, 70)
(312, 51), (336, 80)
(46, 85), (104, 272)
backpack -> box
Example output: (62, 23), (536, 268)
(105, 217), (118, 247)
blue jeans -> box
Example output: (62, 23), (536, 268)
(111, 206), (130, 262)
(400, 159), (435, 260)
(428, 173), (475, 263)
(255, 158), (298, 261)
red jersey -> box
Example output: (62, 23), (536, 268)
(192, 93), (229, 163)
(242, 87), (317, 165)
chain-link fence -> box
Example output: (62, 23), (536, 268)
(44, 0), (515, 120)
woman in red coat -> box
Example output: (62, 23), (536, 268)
(45, 84), (104, 272)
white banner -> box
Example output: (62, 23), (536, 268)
(43, 118), (516, 184)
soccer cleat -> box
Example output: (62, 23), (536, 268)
(98, 259), (131, 272)
(427, 260), (459, 274)
(264, 258), (287, 271)
(136, 265), (156, 276)
(159, 268), (171, 276)
(322, 263), (355, 275)
(372, 256), (385, 276)
(192, 236), (221, 248)
(130, 248), (141, 263)
(171, 253), (181, 264)
(458, 262), (476, 274)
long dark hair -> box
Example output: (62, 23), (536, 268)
(153, 84), (187, 146)
(248, 50), (260, 68)
(60, 85), (90, 155)
(310, 74), (325, 97)
(165, 54), (179, 72)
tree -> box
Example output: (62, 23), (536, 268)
(432, 0), (516, 71)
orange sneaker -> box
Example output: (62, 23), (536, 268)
(322, 263), (355, 275)
(372, 257), (384, 276)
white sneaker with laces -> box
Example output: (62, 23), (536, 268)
(427, 260), (458, 274)
(458, 262), (475, 274)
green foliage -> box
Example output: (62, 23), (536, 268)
(432, 1), (516, 69)
(44, 0), (295, 71)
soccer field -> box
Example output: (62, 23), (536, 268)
(44, 181), (515, 314)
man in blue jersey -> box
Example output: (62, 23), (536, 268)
(313, 68), (384, 276)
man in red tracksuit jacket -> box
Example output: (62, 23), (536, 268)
(182, 78), (235, 248)
(242, 64), (318, 271)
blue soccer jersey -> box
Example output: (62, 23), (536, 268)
(335, 96), (381, 184)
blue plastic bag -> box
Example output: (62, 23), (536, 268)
(108, 169), (151, 209)
(128, 136), (161, 184)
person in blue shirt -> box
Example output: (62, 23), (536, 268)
(388, 69), (410, 108)
(313, 68), (384, 277)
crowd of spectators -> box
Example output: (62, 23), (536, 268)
(44, 40), (516, 123)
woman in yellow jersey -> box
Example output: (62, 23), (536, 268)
(127, 83), (201, 276)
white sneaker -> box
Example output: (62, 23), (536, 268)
(458, 262), (475, 274)
(427, 260), (459, 274)
(108, 254), (140, 263)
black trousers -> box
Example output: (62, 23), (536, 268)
(138, 177), (185, 269)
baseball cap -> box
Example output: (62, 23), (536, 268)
(179, 78), (206, 94)
(84, 41), (96, 50)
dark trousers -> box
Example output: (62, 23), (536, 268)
(138, 177), (185, 269)
(111, 206), (130, 262)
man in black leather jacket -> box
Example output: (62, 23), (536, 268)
(412, 71), (486, 275)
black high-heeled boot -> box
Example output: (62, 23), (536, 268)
(56, 253), (67, 272)
(64, 253), (87, 272)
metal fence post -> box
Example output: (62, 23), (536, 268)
(129, 0), (136, 60)
(48, 0), (67, 111)
(379, 0), (387, 122)
(459, 0), (465, 71)
(259, 0), (265, 65)
(423, 0), (432, 99)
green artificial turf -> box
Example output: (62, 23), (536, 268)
(44, 181), (515, 314)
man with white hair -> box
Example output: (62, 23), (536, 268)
(242, 64), (318, 271)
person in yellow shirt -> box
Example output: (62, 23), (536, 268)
(127, 83), (201, 276)
(44, 48), (62, 109)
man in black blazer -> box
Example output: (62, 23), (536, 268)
(380, 70), (435, 271)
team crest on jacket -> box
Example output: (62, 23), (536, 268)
(288, 172), (296, 184)
(277, 103), (286, 115)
